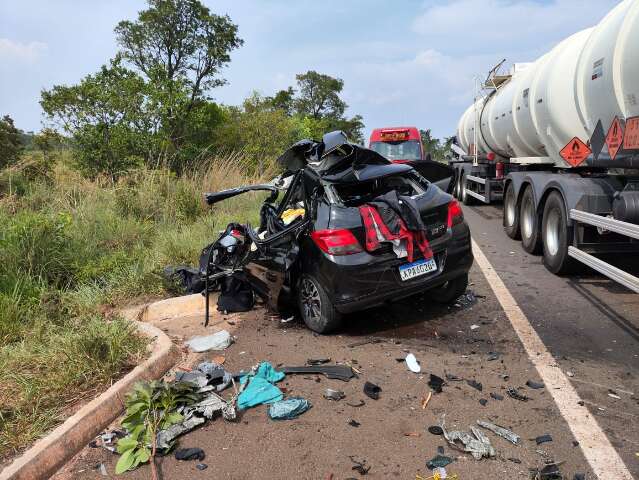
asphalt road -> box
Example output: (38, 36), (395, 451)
(464, 203), (639, 475)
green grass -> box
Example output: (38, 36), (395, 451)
(0, 151), (269, 459)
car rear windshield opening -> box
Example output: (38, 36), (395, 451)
(332, 175), (423, 205)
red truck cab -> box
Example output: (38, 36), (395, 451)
(369, 126), (423, 163)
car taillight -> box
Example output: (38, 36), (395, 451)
(447, 199), (464, 228)
(311, 229), (363, 255)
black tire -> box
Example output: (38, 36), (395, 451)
(430, 273), (469, 304)
(503, 182), (521, 240)
(460, 173), (474, 205)
(542, 191), (577, 275)
(297, 274), (342, 334)
(519, 186), (542, 254)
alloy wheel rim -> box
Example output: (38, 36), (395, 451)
(545, 209), (561, 256)
(300, 278), (321, 322)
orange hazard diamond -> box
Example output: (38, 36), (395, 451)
(560, 137), (591, 167)
(606, 116), (624, 160)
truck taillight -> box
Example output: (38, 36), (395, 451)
(496, 161), (504, 179)
(487, 152), (496, 161)
(311, 229), (363, 255)
(447, 199), (464, 228)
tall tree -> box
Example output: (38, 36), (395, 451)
(294, 71), (346, 120)
(114, 0), (243, 151)
(0, 115), (24, 168)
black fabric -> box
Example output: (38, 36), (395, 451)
(164, 266), (205, 294)
(369, 190), (425, 231)
(217, 274), (254, 313)
(175, 448), (205, 461)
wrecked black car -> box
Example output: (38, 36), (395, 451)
(200, 131), (473, 333)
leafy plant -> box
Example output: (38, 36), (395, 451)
(116, 380), (201, 476)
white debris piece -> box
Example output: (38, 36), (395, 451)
(405, 353), (421, 373)
(185, 330), (233, 352)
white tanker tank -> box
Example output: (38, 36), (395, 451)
(456, 0), (639, 168)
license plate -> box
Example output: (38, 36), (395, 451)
(399, 258), (437, 281)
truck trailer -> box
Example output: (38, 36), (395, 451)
(450, 0), (639, 290)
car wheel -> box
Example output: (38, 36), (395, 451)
(297, 274), (342, 334)
(429, 273), (468, 304)
(460, 173), (474, 205)
(542, 191), (577, 275)
(503, 182), (521, 240)
(519, 186), (541, 254)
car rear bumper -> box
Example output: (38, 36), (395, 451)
(317, 225), (473, 314)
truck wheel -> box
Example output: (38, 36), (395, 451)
(297, 274), (342, 334)
(429, 273), (468, 304)
(520, 186), (542, 254)
(453, 172), (461, 198)
(460, 173), (474, 205)
(542, 191), (577, 275)
(503, 182), (521, 239)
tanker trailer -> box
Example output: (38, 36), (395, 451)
(450, 0), (639, 287)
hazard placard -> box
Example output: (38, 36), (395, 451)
(559, 137), (591, 167)
(606, 116), (624, 160)
(624, 116), (639, 150)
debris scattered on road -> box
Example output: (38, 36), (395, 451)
(98, 463), (108, 476)
(506, 386), (529, 401)
(324, 388), (345, 401)
(454, 291), (478, 309)
(349, 456), (370, 475)
(185, 330), (233, 352)
(442, 417), (495, 460)
(426, 454), (453, 470)
(466, 379), (483, 392)
(469, 324), (480, 331)
(608, 389), (621, 400)
(280, 316), (295, 324)
(175, 447), (205, 461)
(307, 358), (331, 365)
(405, 353), (421, 373)
(196, 463), (208, 471)
(573, 474), (585, 480)
(566, 371), (575, 377)
(347, 400), (365, 407)
(535, 434), (553, 445)
(348, 419), (361, 427)
(280, 365), (355, 381)
(508, 457), (522, 464)
(476, 420), (520, 445)
(530, 462), (563, 479)
(428, 425), (444, 436)
(364, 381), (382, 400)
(268, 397), (312, 420)
(526, 380), (545, 390)
(487, 352), (500, 361)
(428, 374), (444, 393)
(445, 372), (462, 382)
(347, 338), (383, 348)
(479, 398), (488, 406)
(490, 392), (504, 401)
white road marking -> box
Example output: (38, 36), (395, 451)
(472, 239), (634, 480)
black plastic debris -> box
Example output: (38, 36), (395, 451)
(428, 426), (444, 436)
(454, 291), (477, 309)
(175, 448), (205, 461)
(349, 456), (370, 475)
(487, 352), (500, 361)
(535, 434), (553, 445)
(490, 392), (504, 401)
(163, 266), (205, 294)
(196, 463), (208, 471)
(467, 379), (483, 392)
(428, 374), (444, 394)
(217, 274), (254, 313)
(526, 380), (545, 390)
(572, 440), (579, 447)
(508, 457), (522, 464)
(280, 365), (355, 381)
(348, 419), (361, 427)
(479, 398), (488, 406)
(307, 358), (331, 365)
(531, 463), (563, 479)
(445, 372), (462, 382)
(507, 386), (529, 401)
(436, 446), (445, 455)
(363, 381), (381, 400)
(426, 454), (453, 470)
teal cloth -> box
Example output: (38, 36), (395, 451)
(268, 397), (311, 420)
(237, 362), (285, 409)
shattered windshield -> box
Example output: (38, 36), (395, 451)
(370, 140), (422, 161)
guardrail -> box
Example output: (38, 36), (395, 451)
(568, 209), (639, 293)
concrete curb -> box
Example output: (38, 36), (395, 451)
(0, 321), (179, 480)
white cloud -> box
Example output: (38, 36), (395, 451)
(0, 38), (47, 63)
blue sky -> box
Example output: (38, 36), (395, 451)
(0, 0), (619, 140)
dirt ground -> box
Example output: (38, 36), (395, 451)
(55, 264), (593, 479)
